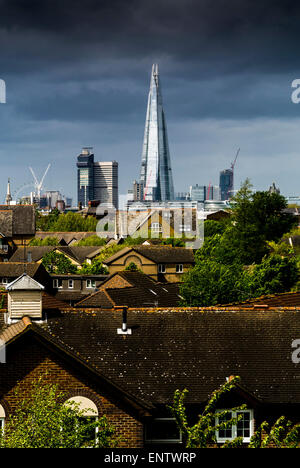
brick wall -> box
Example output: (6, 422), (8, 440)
(0, 335), (144, 448)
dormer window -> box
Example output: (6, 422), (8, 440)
(53, 279), (63, 289)
(158, 264), (166, 274)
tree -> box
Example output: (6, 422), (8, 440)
(0, 378), (120, 448)
(79, 258), (108, 275)
(42, 251), (78, 274)
(169, 376), (300, 448)
(124, 262), (140, 271)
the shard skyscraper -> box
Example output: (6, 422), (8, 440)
(139, 64), (175, 202)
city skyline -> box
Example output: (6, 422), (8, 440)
(1, 1), (300, 203)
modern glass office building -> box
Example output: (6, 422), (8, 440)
(77, 148), (94, 208)
(139, 64), (175, 202)
(77, 148), (118, 208)
(219, 169), (233, 201)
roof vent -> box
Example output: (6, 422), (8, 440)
(117, 306), (132, 335)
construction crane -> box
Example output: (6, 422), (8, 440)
(29, 164), (51, 201)
(231, 148), (240, 192)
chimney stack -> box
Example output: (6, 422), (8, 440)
(117, 306), (132, 335)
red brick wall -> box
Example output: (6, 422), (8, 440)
(0, 335), (144, 448)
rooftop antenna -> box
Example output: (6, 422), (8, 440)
(29, 164), (51, 202)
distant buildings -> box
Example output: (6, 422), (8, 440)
(219, 168), (233, 201)
(77, 147), (118, 209)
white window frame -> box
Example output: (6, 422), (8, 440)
(0, 418), (4, 432)
(68, 279), (74, 289)
(158, 264), (166, 274)
(151, 222), (162, 233)
(2, 278), (8, 285)
(86, 279), (96, 289)
(176, 264), (183, 273)
(179, 224), (191, 232)
(145, 417), (182, 444)
(215, 409), (254, 443)
(53, 279), (63, 289)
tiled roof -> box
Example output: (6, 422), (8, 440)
(9, 246), (102, 265)
(36, 307), (300, 406)
(0, 262), (41, 278)
(104, 246), (195, 265)
(0, 205), (35, 236)
(76, 271), (182, 308)
(226, 291), (300, 308)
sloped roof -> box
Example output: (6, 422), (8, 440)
(0, 205), (35, 236)
(6, 273), (44, 291)
(76, 271), (182, 308)
(104, 246), (195, 265)
(37, 307), (300, 405)
(9, 246), (102, 265)
(0, 262), (41, 278)
(226, 291), (300, 308)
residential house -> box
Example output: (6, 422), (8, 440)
(0, 262), (52, 292)
(51, 273), (108, 306)
(103, 246), (195, 282)
(0, 205), (35, 261)
(1, 304), (300, 447)
(34, 231), (100, 246)
(9, 246), (104, 269)
(76, 270), (183, 308)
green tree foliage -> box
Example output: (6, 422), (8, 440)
(36, 211), (98, 232)
(124, 262), (140, 271)
(75, 236), (107, 246)
(29, 236), (60, 246)
(0, 379), (120, 448)
(169, 376), (300, 448)
(79, 259), (108, 275)
(42, 251), (78, 274)
(180, 180), (299, 306)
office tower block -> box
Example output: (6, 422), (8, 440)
(93, 161), (118, 209)
(77, 147), (95, 208)
(219, 169), (233, 201)
(139, 64), (175, 202)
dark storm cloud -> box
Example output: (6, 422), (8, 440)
(1, 0), (300, 201)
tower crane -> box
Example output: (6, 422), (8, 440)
(29, 164), (51, 202)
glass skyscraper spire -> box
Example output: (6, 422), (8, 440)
(139, 64), (175, 202)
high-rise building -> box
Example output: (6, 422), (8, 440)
(77, 148), (118, 209)
(77, 148), (95, 208)
(93, 161), (118, 209)
(219, 169), (233, 201)
(139, 64), (175, 202)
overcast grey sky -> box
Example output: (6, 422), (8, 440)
(1, 0), (300, 203)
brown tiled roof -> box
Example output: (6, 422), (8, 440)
(0, 205), (35, 236)
(226, 291), (300, 308)
(36, 307), (300, 406)
(9, 246), (102, 265)
(0, 316), (32, 344)
(104, 246), (195, 265)
(0, 262), (40, 278)
(76, 271), (182, 308)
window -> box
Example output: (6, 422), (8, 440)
(0, 404), (5, 433)
(158, 264), (166, 274)
(145, 418), (182, 444)
(151, 222), (162, 233)
(216, 410), (254, 443)
(86, 279), (96, 289)
(53, 279), (63, 289)
(2, 278), (8, 285)
(65, 396), (98, 446)
(179, 224), (191, 232)
(68, 279), (74, 289)
(176, 264), (183, 273)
